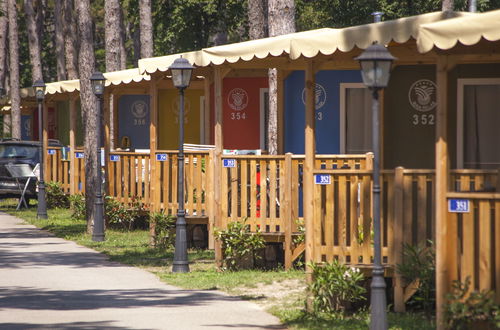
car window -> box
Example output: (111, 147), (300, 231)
(0, 145), (39, 161)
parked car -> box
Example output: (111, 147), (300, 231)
(0, 139), (63, 204)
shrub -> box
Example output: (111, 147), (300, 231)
(308, 260), (366, 314)
(104, 196), (147, 230)
(46, 182), (70, 209)
(69, 194), (86, 220)
(396, 241), (436, 318)
(445, 276), (500, 330)
(214, 219), (265, 271)
(150, 211), (176, 249)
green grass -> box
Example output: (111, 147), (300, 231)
(1, 199), (436, 329)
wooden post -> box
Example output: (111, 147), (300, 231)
(435, 56), (456, 329)
(207, 149), (215, 249)
(304, 61), (316, 281)
(69, 95), (77, 195)
(104, 89), (111, 196)
(149, 76), (159, 245)
(214, 66), (224, 267)
(284, 152), (293, 269)
(43, 99), (49, 182)
(393, 166), (405, 312)
(277, 70), (285, 154)
(203, 75), (212, 144)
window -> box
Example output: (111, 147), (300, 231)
(457, 79), (500, 169)
(340, 83), (372, 154)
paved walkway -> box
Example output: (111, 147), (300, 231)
(0, 212), (284, 329)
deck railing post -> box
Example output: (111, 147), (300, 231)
(393, 166), (405, 312)
(284, 152), (293, 269)
(207, 149), (216, 249)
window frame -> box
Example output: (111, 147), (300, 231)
(339, 82), (370, 154)
(456, 78), (500, 168)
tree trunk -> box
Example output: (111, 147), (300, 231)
(248, 0), (267, 40)
(8, 0), (21, 140)
(63, 0), (79, 80)
(24, 0), (43, 82)
(267, 0), (295, 154)
(139, 0), (153, 58)
(54, 0), (66, 81)
(119, 6), (127, 69)
(76, 0), (98, 234)
(0, 0), (8, 88)
(104, 0), (122, 72)
(442, 0), (454, 11)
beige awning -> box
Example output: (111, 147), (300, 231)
(139, 11), (472, 74)
(43, 68), (150, 95)
(417, 9), (500, 53)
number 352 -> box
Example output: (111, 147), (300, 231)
(412, 114), (434, 126)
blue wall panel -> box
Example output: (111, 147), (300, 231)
(284, 70), (362, 154)
(118, 95), (150, 149)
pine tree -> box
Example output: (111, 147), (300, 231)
(267, 0), (295, 154)
(139, 0), (153, 58)
(8, 0), (21, 139)
(76, 0), (99, 233)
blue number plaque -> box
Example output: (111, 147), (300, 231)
(315, 174), (331, 185)
(75, 152), (84, 159)
(448, 199), (470, 213)
(156, 154), (168, 161)
(223, 159), (236, 168)
(110, 155), (120, 162)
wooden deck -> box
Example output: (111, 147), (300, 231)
(45, 148), (500, 309)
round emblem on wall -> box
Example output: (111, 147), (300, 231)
(24, 118), (32, 136)
(131, 100), (149, 118)
(408, 79), (437, 112)
(301, 83), (327, 110)
(227, 88), (248, 111)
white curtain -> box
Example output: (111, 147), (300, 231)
(345, 88), (372, 154)
(464, 85), (500, 169)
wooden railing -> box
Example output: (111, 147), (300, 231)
(46, 147), (71, 193)
(446, 192), (500, 303)
(153, 150), (211, 217)
(107, 151), (151, 205)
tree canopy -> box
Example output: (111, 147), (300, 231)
(9, 0), (500, 88)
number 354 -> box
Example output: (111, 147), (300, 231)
(412, 114), (435, 125)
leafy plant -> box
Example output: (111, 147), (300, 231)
(396, 240), (436, 318)
(45, 181), (70, 209)
(214, 219), (265, 271)
(69, 194), (86, 220)
(104, 196), (146, 230)
(308, 260), (366, 314)
(150, 211), (176, 249)
(445, 276), (500, 330)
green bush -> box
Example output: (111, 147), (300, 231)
(105, 196), (146, 230)
(46, 182), (70, 209)
(151, 211), (176, 249)
(396, 240), (436, 318)
(214, 219), (266, 271)
(445, 277), (500, 330)
(308, 260), (366, 314)
(69, 194), (86, 220)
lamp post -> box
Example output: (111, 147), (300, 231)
(90, 71), (106, 242)
(169, 57), (194, 273)
(355, 43), (396, 330)
(33, 80), (47, 219)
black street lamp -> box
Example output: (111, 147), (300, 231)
(169, 57), (194, 273)
(90, 71), (106, 242)
(33, 80), (47, 219)
(355, 43), (396, 330)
